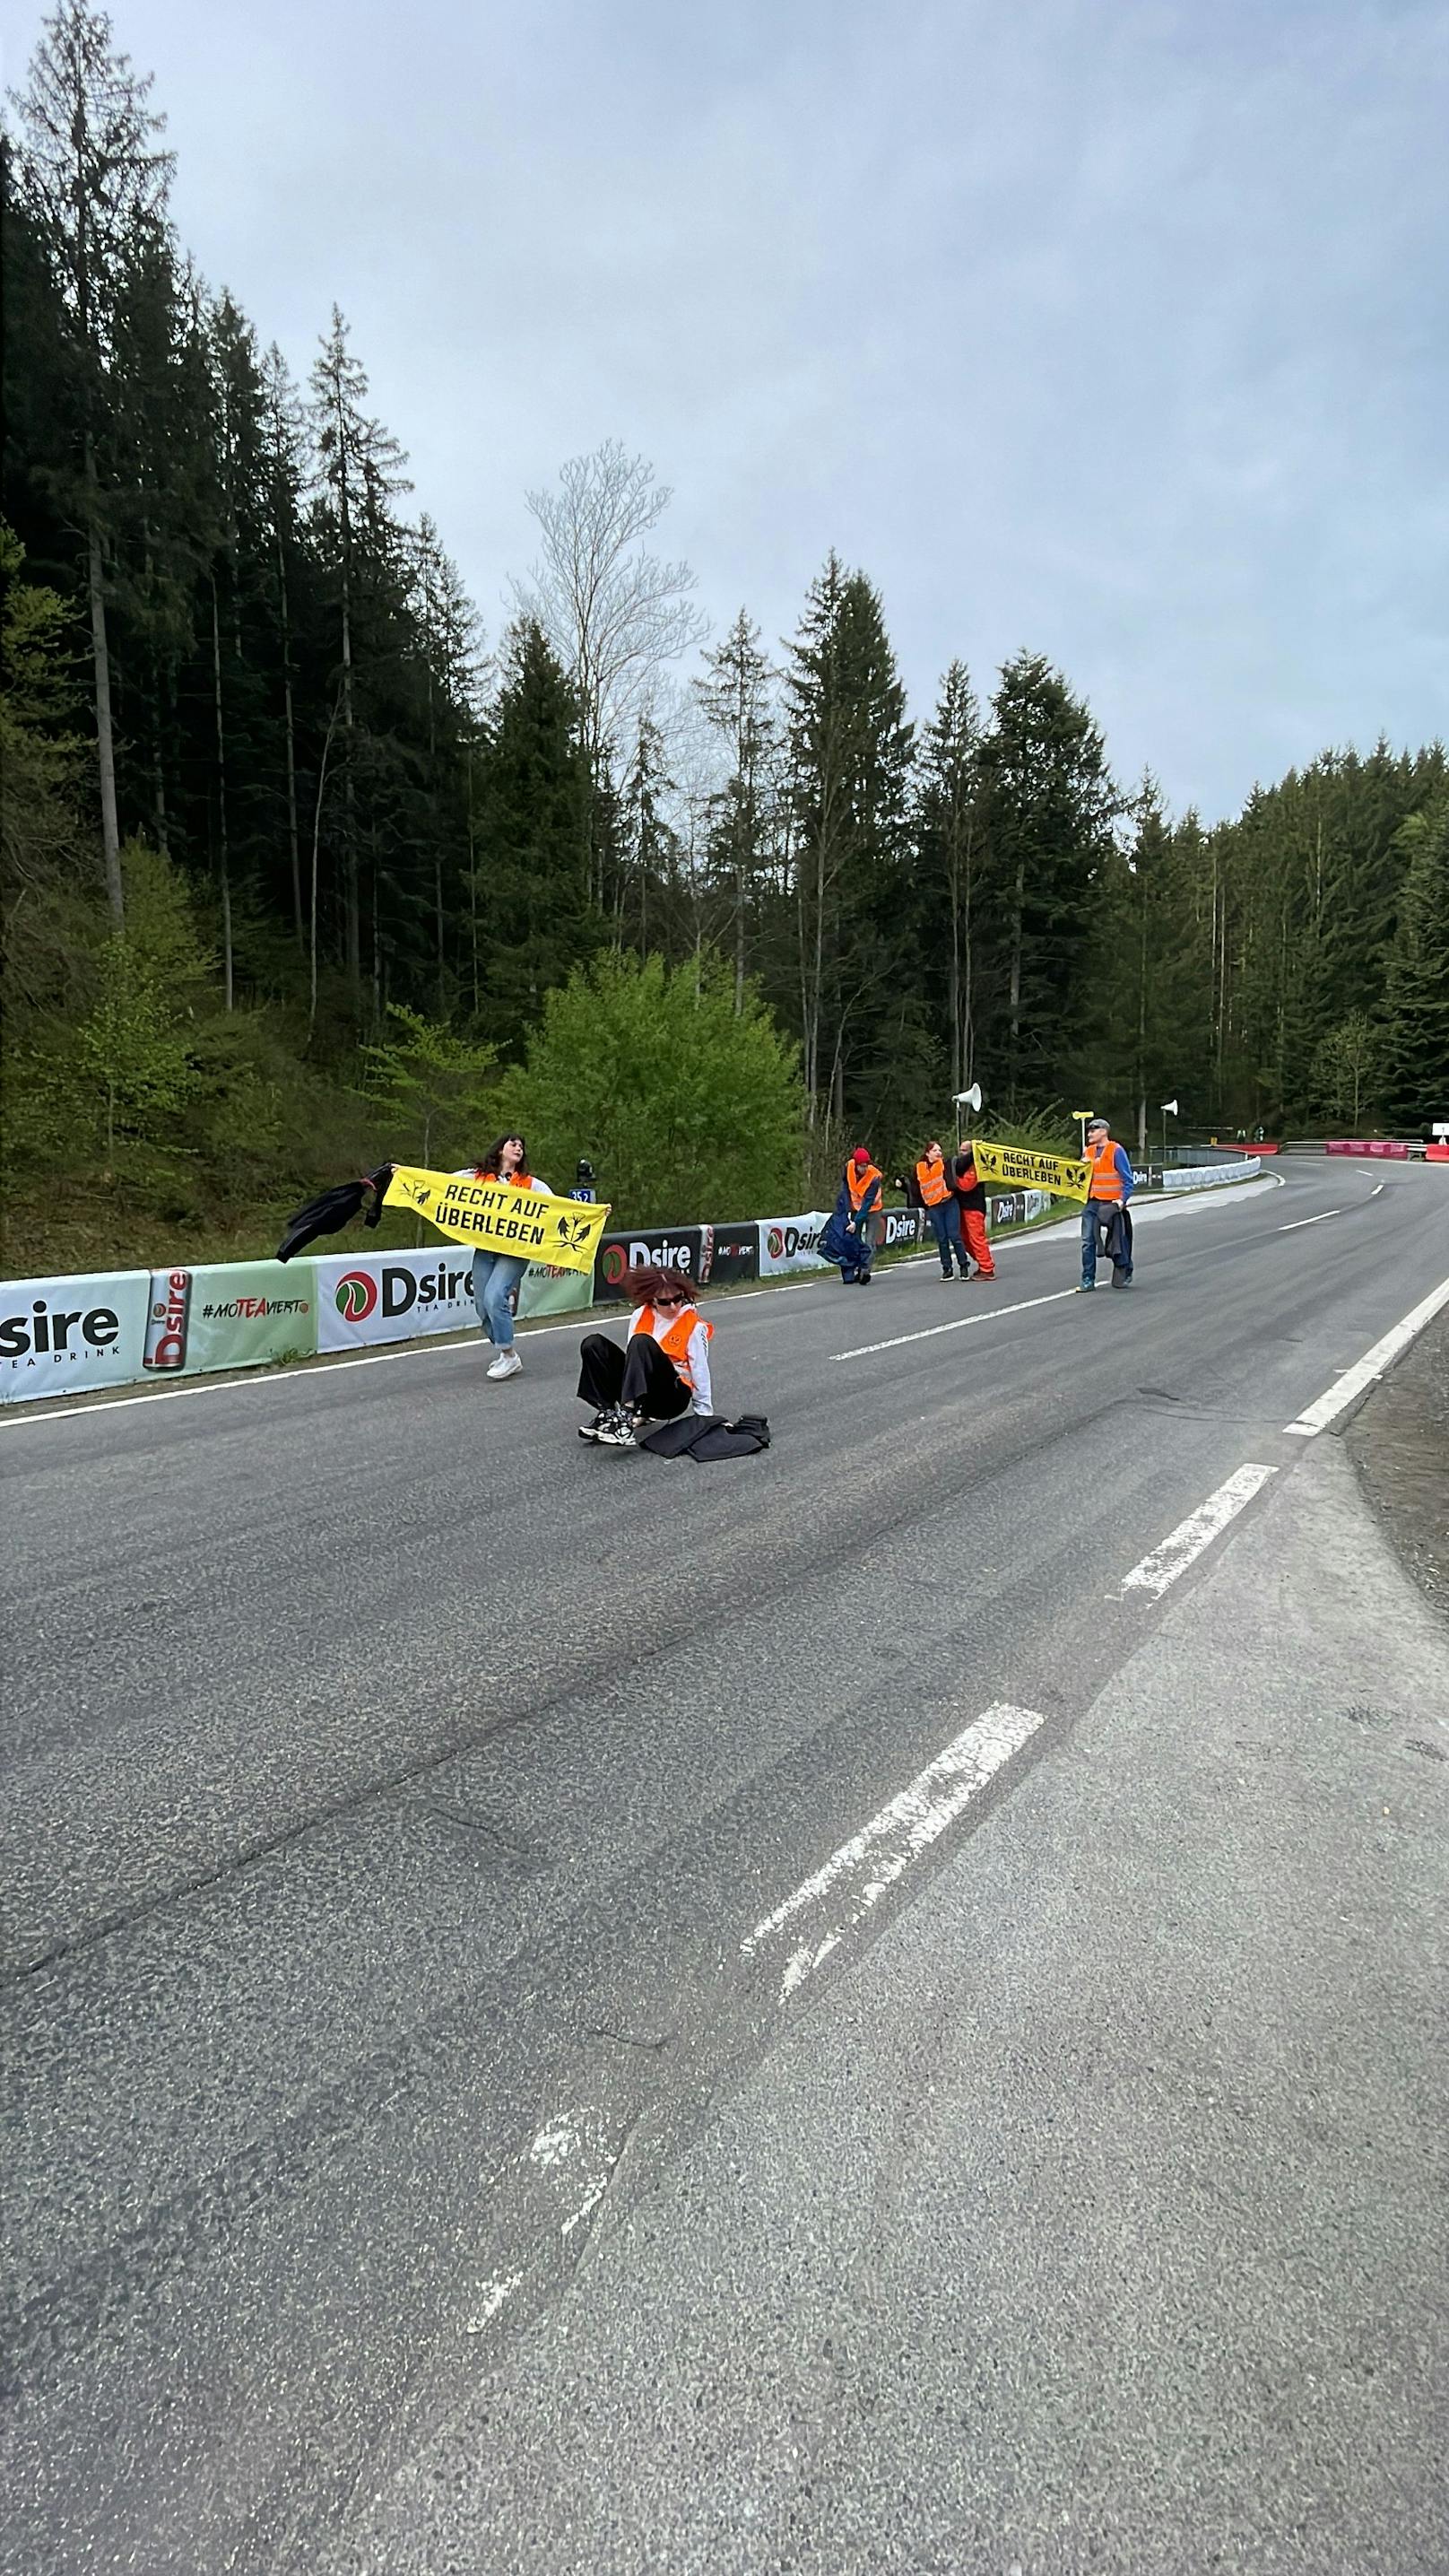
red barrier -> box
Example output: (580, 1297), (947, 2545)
(1427, 1142), (1449, 1163)
(1325, 1138), (1409, 1158)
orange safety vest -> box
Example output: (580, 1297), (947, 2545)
(915, 1154), (950, 1207)
(846, 1161), (882, 1212)
(632, 1302), (714, 1390)
(474, 1169), (538, 1189)
(1087, 1136), (1124, 1202)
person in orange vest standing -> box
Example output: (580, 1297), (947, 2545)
(577, 1264), (716, 1447)
(915, 1140), (969, 1280)
(828, 1144), (883, 1284)
(1079, 1117), (1135, 1290)
(950, 1139), (997, 1281)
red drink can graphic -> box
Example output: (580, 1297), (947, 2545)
(144, 1268), (192, 1371)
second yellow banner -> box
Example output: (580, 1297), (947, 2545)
(969, 1140), (1090, 1203)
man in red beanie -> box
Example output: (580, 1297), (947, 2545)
(827, 1144), (883, 1284)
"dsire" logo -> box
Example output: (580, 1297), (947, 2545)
(0, 1301), (121, 1361)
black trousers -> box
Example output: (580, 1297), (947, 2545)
(577, 1329), (691, 1418)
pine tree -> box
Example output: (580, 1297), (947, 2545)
(695, 609), (778, 1012)
(617, 710), (677, 954)
(260, 344), (308, 944)
(409, 513), (482, 1011)
(473, 620), (591, 1050)
(9, 0), (175, 926)
(976, 651), (1115, 1100)
(914, 662), (982, 1094)
(785, 555), (914, 1125)
(1381, 803), (1449, 1127)
(308, 305), (411, 1008)
(108, 232), (211, 866)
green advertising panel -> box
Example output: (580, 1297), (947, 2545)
(516, 1261), (593, 1322)
(143, 1260), (319, 1378)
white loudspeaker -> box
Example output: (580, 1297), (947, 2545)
(956, 1083), (983, 1115)
(1160, 1097), (1179, 1116)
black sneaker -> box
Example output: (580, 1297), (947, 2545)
(578, 1411), (610, 1442)
(594, 1405), (638, 1449)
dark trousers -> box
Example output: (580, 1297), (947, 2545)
(838, 1220), (873, 1281)
(577, 1329), (691, 1418)
(926, 1201), (967, 1275)
(1080, 1201), (1133, 1283)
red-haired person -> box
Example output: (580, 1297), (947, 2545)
(577, 1266), (716, 1449)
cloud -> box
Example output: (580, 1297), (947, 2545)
(7, 0), (1446, 814)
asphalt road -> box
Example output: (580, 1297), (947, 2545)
(3, 1161), (1447, 2576)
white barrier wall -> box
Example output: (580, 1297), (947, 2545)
(314, 1248), (477, 1351)
(0, 1270), (151, 1405)
(315, 1247), (590, 1350)
(1158, 1157), (1261, 1192)
(757, 1214), (831, 1275)
(0, 1179), (1077, 1406)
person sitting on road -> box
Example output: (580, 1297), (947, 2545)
(823, 1145), (882, 1285)
(1079, 1118), (1135, 1291)
(916, 1140), (969, 1280)
(950, 1140), (996, 1281)
(577, 1265), (715, 1449)
(456, 1133), (551, 1379)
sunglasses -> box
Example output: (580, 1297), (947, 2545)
(654, 1292), (688, 1307)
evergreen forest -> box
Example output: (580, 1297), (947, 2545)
(4, 3), (1446, 1274)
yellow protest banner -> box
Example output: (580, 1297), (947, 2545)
(969, 1139), (1091, 1203)
(385, 1166), (611, 1273)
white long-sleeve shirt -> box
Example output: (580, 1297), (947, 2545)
(629, 1304), (714, 1415)
(453, 1168), (551, 1194)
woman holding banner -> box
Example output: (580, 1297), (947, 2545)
(457, 1134), (551, 1380)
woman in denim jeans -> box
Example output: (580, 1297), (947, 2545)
(456, 1134), (550, 1381)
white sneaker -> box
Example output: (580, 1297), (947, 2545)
(486, 1349), (523, 1380)
(594, 1405), (638, 1449)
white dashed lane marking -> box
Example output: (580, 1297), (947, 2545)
(742, 1702), (1046, 2003)
(1119, 1465), (1277, 1599)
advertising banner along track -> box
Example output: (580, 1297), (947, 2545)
(144, 1261), (318, 1376)
(0, 1270), (150, 1405)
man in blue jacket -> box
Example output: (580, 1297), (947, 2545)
(1079, 1118), (1136, 1290)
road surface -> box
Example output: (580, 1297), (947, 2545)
(3, 1159), (1447, 2575)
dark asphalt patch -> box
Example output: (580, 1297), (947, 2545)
(1346, 1308), (1449, 1622)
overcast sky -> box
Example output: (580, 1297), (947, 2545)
(5, 0), (1446, 817)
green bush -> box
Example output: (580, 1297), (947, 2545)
(504, 949), (807, 1226)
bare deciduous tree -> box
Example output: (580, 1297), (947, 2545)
(516, 439), (707, 901)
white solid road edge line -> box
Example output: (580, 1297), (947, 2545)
(1120, 1463), (1278, 1599)
(742, 1701), (1046, 2003)
(1283, 1273), (1449, 1439)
